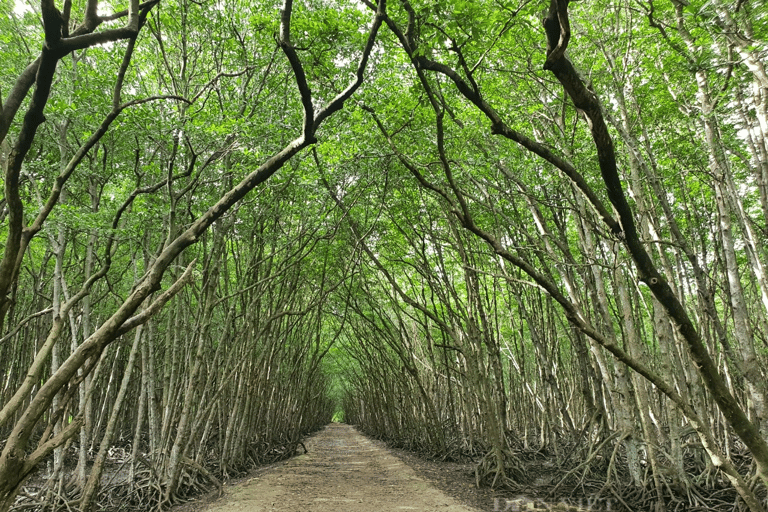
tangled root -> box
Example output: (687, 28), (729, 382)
(474, 448), (526, 490)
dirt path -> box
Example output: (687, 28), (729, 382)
(189, 423), (482, 512)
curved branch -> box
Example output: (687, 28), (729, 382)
(278, 0), (315, 137)
(0, 59), (40, 147)
(115, 260), (196, 336)
(541, 0), (768, 491)
(313, 0), (385, 129)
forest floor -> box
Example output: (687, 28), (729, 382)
(170, 423), (592, 512)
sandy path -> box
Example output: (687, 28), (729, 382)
(199, 423), (480, 512)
